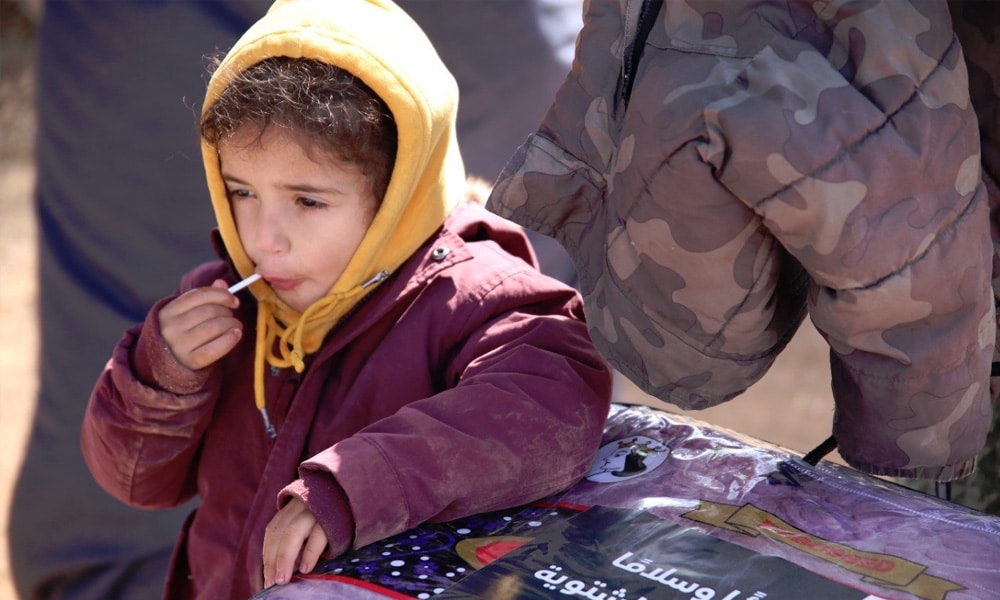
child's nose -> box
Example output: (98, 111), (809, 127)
(252, 206), (290, 254)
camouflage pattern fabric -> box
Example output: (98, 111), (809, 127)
(901, 0), (1000, 515)
(487, 0), (995, 483)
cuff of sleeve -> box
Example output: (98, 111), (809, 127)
(280, 474), (356, 559)
(839, 450), (978, 482)
(133, 299), (211, 394)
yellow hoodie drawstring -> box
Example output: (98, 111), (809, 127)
(253, 309), (278, 438)
(250, 270), (390, 439)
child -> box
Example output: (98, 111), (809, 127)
(80, 0), (613, 598)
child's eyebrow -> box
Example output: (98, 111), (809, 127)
(221, 172), (344, 195)
(221, 171), (249, 185)
(279, 182), (345, 195)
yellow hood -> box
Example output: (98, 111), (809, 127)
(200, 0), (465, 432)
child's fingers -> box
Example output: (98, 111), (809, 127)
(263, 499), (324, 588)
(165, 302), (237, 335)
(262, 529), (294, 587)
(183, 325), (243, 370)
(160, 306), (242, 370)
(298, 523), (328, 575)
(161, 284), (239, 324)
(159, 286), (243, 370)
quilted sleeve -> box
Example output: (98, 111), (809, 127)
(488, 0), (994, 480)
(690, 2), (994, 480)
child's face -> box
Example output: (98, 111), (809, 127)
(220, 126), (377, 312)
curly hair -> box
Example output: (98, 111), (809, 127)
(201, 56), (398, 204)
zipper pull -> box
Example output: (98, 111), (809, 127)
(259, 407), (277, 439)
(361, 270), (390, 288)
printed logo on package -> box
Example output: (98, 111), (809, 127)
(438, 506), (889, 600)
(585, 436), (670, 483)
(684, 502), (964, 600)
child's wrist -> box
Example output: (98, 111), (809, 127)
(134, 300), (211, 394)
(280, 474), (355, 559)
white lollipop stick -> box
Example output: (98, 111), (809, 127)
(227, 272), (262, 294)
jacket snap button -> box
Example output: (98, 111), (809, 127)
(270, 365), (280, 376)
(431, 246), (450, 260)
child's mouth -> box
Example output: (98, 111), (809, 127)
(265, 277), (300, 292)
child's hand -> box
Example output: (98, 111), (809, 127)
(158, 279), (244, 370)
(262, 498), (328, 588)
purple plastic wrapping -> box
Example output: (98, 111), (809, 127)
(252, 404), (1000, 599)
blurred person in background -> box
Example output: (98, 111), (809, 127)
(487, 0), (999, 511)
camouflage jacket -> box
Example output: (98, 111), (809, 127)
(488, 0), (996, 481)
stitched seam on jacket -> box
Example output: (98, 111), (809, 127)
(751, 36), (975, 292)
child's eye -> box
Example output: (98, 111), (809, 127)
(227, 189), (253, 201)
(297, 196), (326, 209)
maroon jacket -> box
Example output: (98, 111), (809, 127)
(82, 203), (613, 599)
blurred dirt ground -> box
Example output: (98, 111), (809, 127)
(0, 2), (838, 599)
(2, 1), (40, 598)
